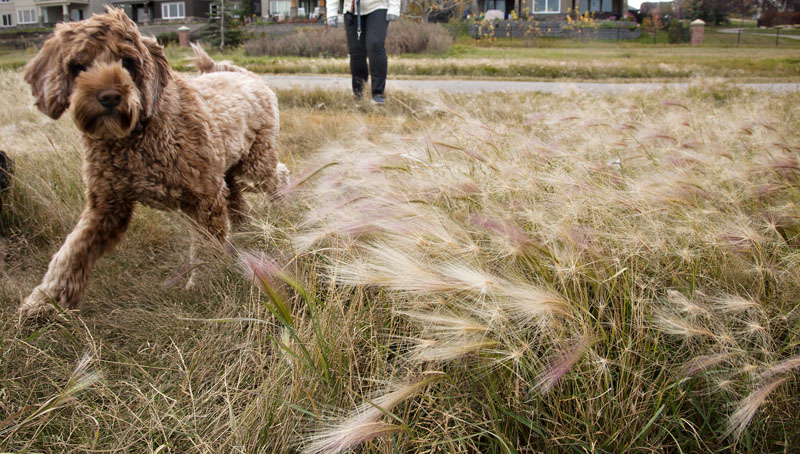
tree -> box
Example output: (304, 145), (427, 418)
(761, 0), (800, 11)
(197, 0), (246, 50)
(684, 0), (758, 24)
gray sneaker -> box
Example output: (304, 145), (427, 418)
(372, 94), (385, 105)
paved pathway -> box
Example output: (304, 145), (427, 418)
(263, 75), (800, 94)
(718, 28), (800, 40)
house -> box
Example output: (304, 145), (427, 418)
(1, 0), (89, 27)
(262, 0), (322, 18)
(106, 0), (217, 23)
(475, 0), (627, 19)
(0, 0), (254, 27)
(639, 1), (675, 17)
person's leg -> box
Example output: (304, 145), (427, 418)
(363, 9), (388, 99)
(344, 12), (368, 97)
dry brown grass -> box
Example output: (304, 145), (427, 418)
(243, 20), (452, 58)
(1, 69), (799, 453)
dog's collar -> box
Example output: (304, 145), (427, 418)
(133, 118), (148, 134)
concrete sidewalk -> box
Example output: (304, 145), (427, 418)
(718, 28), (800, 41)
(262, 74), (800, 94)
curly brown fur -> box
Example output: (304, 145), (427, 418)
(19, 7), (287, 319)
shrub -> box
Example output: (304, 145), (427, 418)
(245, 27), (346, 57)
(387, 20), (452, 54)
(155, 30), (180, 45)
(758, 11), (800, 27)
(667, 20), (686, 44)
(157, 27), (244, 48)
(244, 20), (452, 57)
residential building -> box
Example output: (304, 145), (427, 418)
(106, 0), (270, 24)
(0, 0), (17, 28)
(475, 0), (627, 19)
(640, 1), (674, 16)
(106, 0), (217, 23)
(0, 0), (89, 27)
(0, 0), (253, 27)
(263, 0), (322, 18)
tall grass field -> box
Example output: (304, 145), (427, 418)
(1, 69), (799, 452)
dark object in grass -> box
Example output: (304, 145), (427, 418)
(0, 150), (12, 213)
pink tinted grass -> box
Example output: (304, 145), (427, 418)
(536, 336), (594, 393)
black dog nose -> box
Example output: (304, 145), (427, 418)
(97, 89), (122, 109)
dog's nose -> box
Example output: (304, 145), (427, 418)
(97, 89), (122, 110)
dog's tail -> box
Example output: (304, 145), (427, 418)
(190, 43), (248, 74)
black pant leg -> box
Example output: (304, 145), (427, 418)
(344, 12), (368, 95)
(363, 9), (388, 96)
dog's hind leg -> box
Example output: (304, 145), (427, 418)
(239, 131), (282, 196)
(225, 166), (250, 226)
(19, 200), (134, 319)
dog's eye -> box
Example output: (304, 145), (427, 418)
(68, 61), (87, 78)
(121, 57), (137, 78)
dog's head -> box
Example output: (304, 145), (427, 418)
(23, 7), (171, 139)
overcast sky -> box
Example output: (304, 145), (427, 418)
(628, 0), (645, 7)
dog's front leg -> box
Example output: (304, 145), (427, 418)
(19, 200), (134, 319)
(184, 188), (229, 290)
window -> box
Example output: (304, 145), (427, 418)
(1, 13), (11, 27)
(18, 9), (36, 24)
(269, 0), (291, 15)
(484, 0), (505, 12)
(580, 0), (612, 12)
(209, 3), (218, 17)
(534, 0), (558, 12)
(161, 2), (185, 19)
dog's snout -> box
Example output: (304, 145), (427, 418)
(97, 89), (122, 109)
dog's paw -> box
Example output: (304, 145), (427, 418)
(18, 287), (58, 320)
(277, 162), (290, 188)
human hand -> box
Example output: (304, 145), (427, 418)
(387, 13), (398, 21)
(329, 16), (338, 27)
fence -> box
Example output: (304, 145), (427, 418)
(641, 25), (800, 47)
(713, 27), (800, 47)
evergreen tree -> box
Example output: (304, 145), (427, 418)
(198, 0), (246, 50)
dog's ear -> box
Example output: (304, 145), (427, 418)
(23, 31), (71, 119)
(142, 37), (170, 85)
(141, 36), (171, 117)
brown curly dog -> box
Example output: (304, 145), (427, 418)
(19, 7), (288, 319)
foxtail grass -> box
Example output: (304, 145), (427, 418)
(1, 69), (799, 452)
